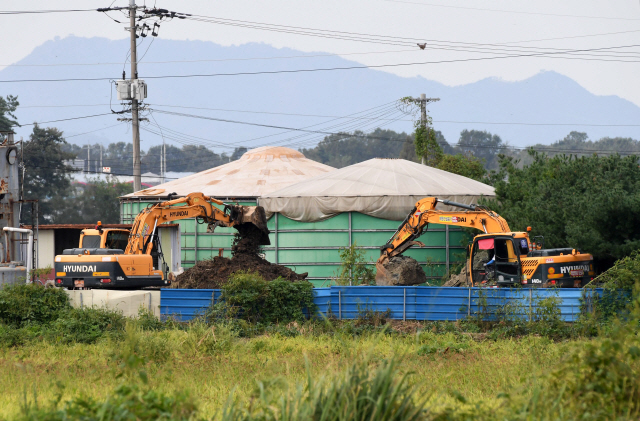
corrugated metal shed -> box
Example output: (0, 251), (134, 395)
(123, 146), (335, 200)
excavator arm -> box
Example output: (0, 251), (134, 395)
(125, 192), (270, 255)
(377, 197), (510, 264)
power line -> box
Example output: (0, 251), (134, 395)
(3, 43), (639, 84)
(185, 13), (640, 56)
(0, 48), (417, 67)
(14, 113), (115, 127)
(148, 103), (640, 127)
(379, 0), (640, 21)
(0, 8), (96, 15)
(148, 109), (640, 155)
(65, 123), (126, 139)
(3, 28), (638, 68)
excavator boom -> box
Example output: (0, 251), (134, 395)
(127, 192), (270, 255)
(379, 197), (510, 263)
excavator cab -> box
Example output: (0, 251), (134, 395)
(78, 228), (130, 250)
(470, 235), (522, 287)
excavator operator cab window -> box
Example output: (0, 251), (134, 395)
(105, 230), (129, 250)
(471, 237), (521, 285)
(518, 238), (529, 256)
(81, 235), (101, 249)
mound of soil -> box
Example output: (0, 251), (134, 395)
(375, 255), (427, 286)
(174, 225), (307, 289)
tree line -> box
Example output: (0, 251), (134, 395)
(62, 142), (247, 175)
(4, 93), (640, 270)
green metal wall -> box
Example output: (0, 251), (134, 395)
(121, 199), (468, 287)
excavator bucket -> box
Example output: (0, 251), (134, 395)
(236, 205), (271, 245)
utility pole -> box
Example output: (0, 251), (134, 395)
(162, 141), (166, 183)
(85, 144), (91, 173)
(160, 140), (165, 183)
(129, 0), (142, 191)
(416, 93), (440, 165)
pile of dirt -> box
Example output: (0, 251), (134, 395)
(375, 255), (427, 286)
(174, 224), (308, 289)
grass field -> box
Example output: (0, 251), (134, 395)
(0, 320), (580, 420)
(2, 281), (640, 420)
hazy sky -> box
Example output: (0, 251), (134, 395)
(2, 0), (640, 106)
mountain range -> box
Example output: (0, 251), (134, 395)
(2, 36), (639, 151)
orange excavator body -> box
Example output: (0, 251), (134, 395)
(377, 197), (594, 288)
(54, 192), (270, 289)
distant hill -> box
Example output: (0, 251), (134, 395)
(2, 36), (639, 151)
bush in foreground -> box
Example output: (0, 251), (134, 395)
(210, 271), (316, 324)
(0, 283), (70, 327)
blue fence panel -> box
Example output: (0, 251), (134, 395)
(313, 288), (332, 317)
(416, 287), (472, 321)
(160, 286), (602, 322)
(330, 286), (417, 320)
(160, 289), (221, 321)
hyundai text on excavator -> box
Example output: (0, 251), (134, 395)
(54, 192), (270, 289)
(377, 197), (594, 288)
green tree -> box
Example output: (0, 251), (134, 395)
(0, 95), (19, 132)
(21, 125), (75, 224)
(230, 146), (247, 161)
(59, 177), (132, 224)
(301, 129), (412, 168)
(436, 154), (486, 181)
(506, 132), (640, 166)
(414, 124), (443, 166)
(483, 151), (640, 269)
(455, 129), (504, 170)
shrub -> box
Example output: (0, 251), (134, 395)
(0, 284), (70, 327)
(592, 250), (640, 290)
(47, 307), (127, 344)
(212, 271), (316, 324)
(582, 251), (640, 325)
(137, 307), (166, 331)
(222, 355), (427, 420)
(334, 242), (375, 286)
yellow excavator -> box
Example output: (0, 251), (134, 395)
(54, 192), (270, 289)
(377, 197), (594, 288)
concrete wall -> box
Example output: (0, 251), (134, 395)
(66, 290), (161, 318)
(0, 267), (27, 287)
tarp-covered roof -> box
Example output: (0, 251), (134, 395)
(123, 146), (335, 200)
(259, 158), (496, 221)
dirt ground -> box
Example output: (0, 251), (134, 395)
(174, 224), (307, 289)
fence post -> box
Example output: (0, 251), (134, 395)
(403, 288), (406, 321)
(339, 290), (342, 320)
(529, 288), (532, 322)
(467, 288), (471, 317)
(79, 292), (84, 309)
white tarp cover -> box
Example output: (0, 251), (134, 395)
(259, 158), (496, 221)
(123, 146), (335, 199)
